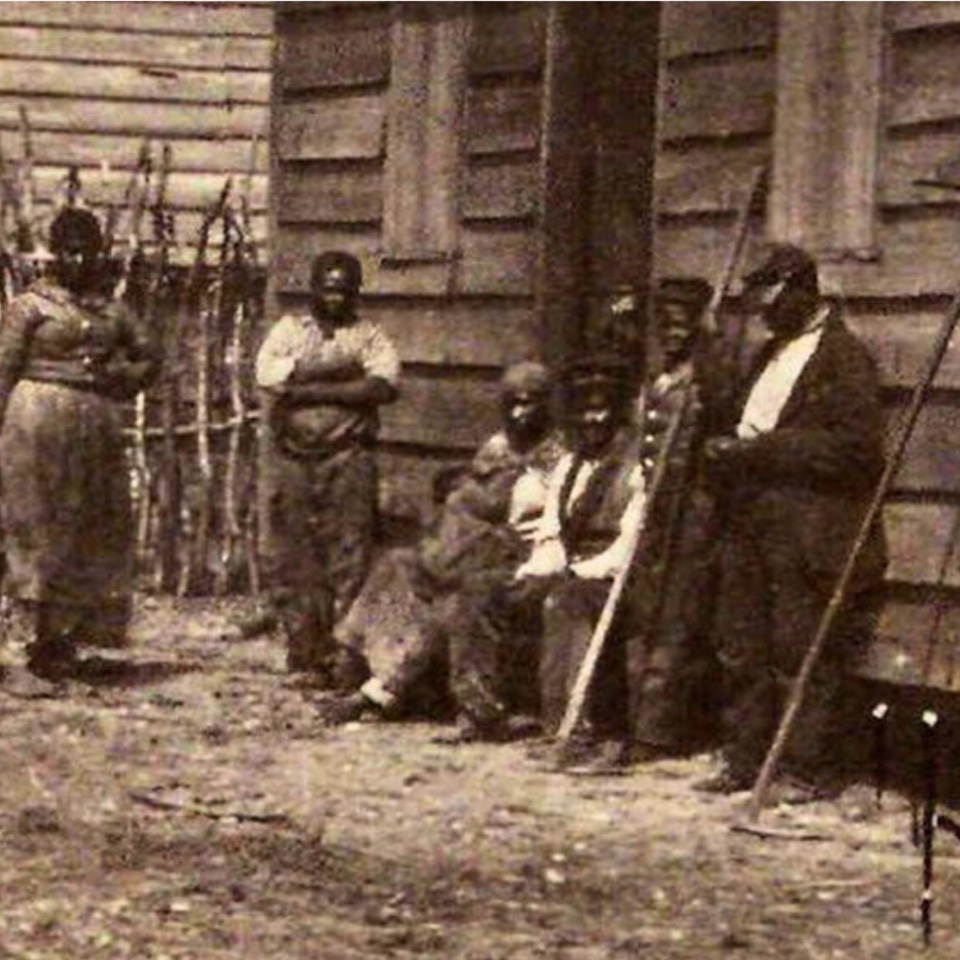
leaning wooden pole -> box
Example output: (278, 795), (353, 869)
(556, 390), (691, 742)
(745, 280), (960, 823)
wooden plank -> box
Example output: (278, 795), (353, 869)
(0, 129), (268, 175)
(881, 129), (960, 208)
(0, 3), (274, 37)
(885, 501), (960, 587)
(380, 375), (502, 449)
(0, 58), (269, 106)
(661, 2), (776, 60)
(858, 597), (960, 689)
(0, 25), (271, 72)
(276, 96), (385, 162)
(278, 3), (390, 91)
(276, 163), (382, 225)
(272, 224), (537, 298)
(887, 400), (960, 495)
(656, 214), (960, 299)
(27, 165), (267, 215)
(271, 226), (453, 297)
(462, 156), (539, 220)
(470, 3), (545, 76)
(465, 81), (541, 156)
(659, 54), (774, 142)
(888, 26), (960, 128)
(460, 226), (537, 296)
(274, 294), (539, 368)
(887, 2), (960, 33)
(0, 97), (266, 141)
(845, 306), (960, 390)
(655, 141), (769, 216)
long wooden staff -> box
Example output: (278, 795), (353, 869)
(744, 275), (960, 823)
(556, 388), (692, 742)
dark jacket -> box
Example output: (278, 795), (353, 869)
(714, 311), (888, 592)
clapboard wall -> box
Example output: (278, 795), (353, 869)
(656, 2), (960, 689)
(271, 2), (544, 523)
(0, 1), (272, 255)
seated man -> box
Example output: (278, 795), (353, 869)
(444, 353), (646, 749)
(320, 361), (563, 724)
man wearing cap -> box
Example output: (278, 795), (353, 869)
(626, 276), (725, 761)
(256, 251), (400, 683)
(697, 243), (887, 798)
(444, 353), (646, 752)
(319, 361), (564, 724)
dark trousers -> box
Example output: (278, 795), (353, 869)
(540, 576), (631, 740)
(713, 509), (877, 784)
(447, 573), (549, 729)
(260, 442), (377, 674)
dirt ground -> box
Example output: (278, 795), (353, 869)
(0, 595), (957, 960)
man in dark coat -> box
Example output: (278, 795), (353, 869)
(696, 244), (887, 798)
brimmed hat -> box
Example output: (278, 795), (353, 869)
(743, 244), (818, 291)
(561, 352), (634, 409)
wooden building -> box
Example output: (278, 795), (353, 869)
(271, 1), (960, 692)
(0, 1), (272, 253)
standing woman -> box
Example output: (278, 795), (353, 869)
(0, 207), (159, 681)
(256, 251), (400, 681)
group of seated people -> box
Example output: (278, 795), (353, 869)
(256, 243), (889, 799)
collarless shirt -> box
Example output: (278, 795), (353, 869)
(736, 305), (829, 440)
(255, 313), (400, 390)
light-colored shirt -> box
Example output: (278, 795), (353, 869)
(518, 452), (646, 580)
(255, 313), (400, 390)
(736, 306), (828, 439)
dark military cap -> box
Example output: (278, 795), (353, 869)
(656, 276), (713, 313)
(561, 351), (634, 409)
(742, 243), (818, 291)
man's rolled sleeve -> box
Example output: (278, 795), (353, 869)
(360, 323), (401, 386)
(255, 317), (300, 389)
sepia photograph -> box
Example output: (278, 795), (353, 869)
(0, 1), (957, 956)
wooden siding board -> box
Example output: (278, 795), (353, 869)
(0, 97), (267, 141)
(380, 376), (502, 449)
(659, 54), (775, 142)
(459, 226), (537, 297)
(657, 215), (960, 298)
(846, 308), (960, 391)
(881, 129), (960, 208)
(885, 502), (960, 587)
(469, 3), (545, 76)
(661, 2), (777, 59)
(656, 142), (769, 216)
(276, 96), (385, 161)
(278, 4), (390, 91)
(888, 2), (960, 33)
(273, 295), (539, 368)
(465, 82), (541, 155)
(273, 225), (537, 297)
(0, 59), (269, 105)
(888, 25), (960, 128)
(462, 157), (539, 221)
(5, 130), (268, 175)
(0, 3), (274, 37)
(0, 25), (271, 71)
(28, 166), (267, 216)
(276, 163), (382, 224)
(888, 401), (960, 495)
